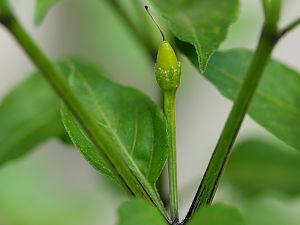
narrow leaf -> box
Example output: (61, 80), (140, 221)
(225, 139), (300, 196)
(117, 199), (167, 225)
(0, 74), (67, 165)
(60, 60), (168, 185)
(182, 48), (300, 151)
(188, 203), (245, 225)
(150, 0), (239, 72)
(34, 0), (60, 26)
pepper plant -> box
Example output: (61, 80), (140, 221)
(1, 0), (300, 224)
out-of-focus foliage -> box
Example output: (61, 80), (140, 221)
(0, 146), (122, 225)
(188, 203), (245, 225)
(117, 199), (167, 225)
(117, 199), (244, 225)
(0, 74), (68, 166)
(242, 193), (300, 225)
(225, 139), (300, 196)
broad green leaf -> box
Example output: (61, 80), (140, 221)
(117, 199), (167, 225)
(60, 60), (168, 184)
(34, 0), (60, 26)
(150, 0), (239, 73)
(0, 144), (118, 225)
(182, 48), (300, 151)
(0, 74), (67, 166)
(189, 203), (245, 225)
(224, 139), (300, 196)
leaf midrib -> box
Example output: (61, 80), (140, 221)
(74, 69), (156, 183)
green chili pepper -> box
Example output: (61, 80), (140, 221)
(145, 5), (181, 92)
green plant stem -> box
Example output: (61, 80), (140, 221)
(262, 0), (270, 19)
(278, 17), (300, 38)
(164, 91), (179, 223)
(0, 5), (168, 220)
(183, 2), (282, 223)
(184, 35), (276, 222)
(265, 0), (281, 34)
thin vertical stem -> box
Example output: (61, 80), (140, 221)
(262, 0), (270, 20)
(265, 0), (281, 34)
(164, 90), (179, 223)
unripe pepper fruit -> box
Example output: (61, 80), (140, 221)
(155, 41), (181, 92)
(145, 5), (181, 92)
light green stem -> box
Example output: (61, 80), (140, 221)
(262, 0), (270, 19)
(278, 17), (300, 38)
(164, 91), (179, 223)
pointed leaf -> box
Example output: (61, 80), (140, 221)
(150, 0), (239, 72)
(34, 0), (60, 26)
(60, 60), (168, 185)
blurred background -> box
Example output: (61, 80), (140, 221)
(0, 0), (300, 224)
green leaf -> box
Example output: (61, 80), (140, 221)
(182, 48), (300, 151)
(34, 0), (60, 26)
(117, 199), (167, 225)
(243, 194), (300, 225)
(224, 139), (300, 196)
(150, 0), (239, 73)
(61, 105), (112, 178)
(0, 74), (67, 166)
(60, 60), (168, 185)
(189, 203), (245, 225)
